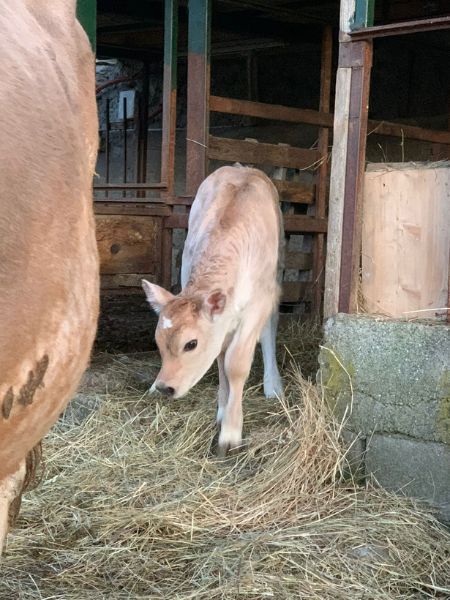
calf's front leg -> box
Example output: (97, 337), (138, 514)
(218, 331), (258, 454)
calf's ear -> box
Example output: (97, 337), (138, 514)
(204, 290), (226, 319)
(142, 280), (174, 313)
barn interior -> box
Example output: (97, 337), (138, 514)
(2, 3), (450, 597)
(91, 0), (450, 351)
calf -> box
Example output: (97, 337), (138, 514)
(143, 165), (283, 453)
(0, 1), (99, 552)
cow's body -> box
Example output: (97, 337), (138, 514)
(143, 165), (283, 452)
(0, 1), (99, 551)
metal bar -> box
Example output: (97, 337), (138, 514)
(136, 63), (150, 197)
(350, 15), (450, 39)
(338, 40), (373, 313)
(122, 96), (127, 198)
(313, 24), (333, 315)
(161, 0), (178, 194)
(186, 0), (211, 196)
(161, 0), (179, 290)
(105, 98), (110, 199)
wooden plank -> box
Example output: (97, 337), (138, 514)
(209, 96), (450, 146)
(338, 40), (372, 313)
(285, 252), (313, 270)
(350, 15), (450, 39)
(94, 203), (171, 217)
(101, 273), (157, 289)
(208, 136), (320, 169)
(313, 24), (333, 315)
(324, 56), (352, 317)
(362, 164), (450, 319)
(95, 215), (162, 275)
(165, 213), (327, 232)
(272, 179), (314, 204)
(210, 95), (334, 128)
(281, 281), (309, 303)
(367, 119), (450, 145)
(284, 215), (328, 233)
(186, 0), (211, 196)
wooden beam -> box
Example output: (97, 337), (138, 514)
(210, 95), (334, 128)
(350, 15), (450, 39)
(367, 119), (450, 145)
(313, 24), (333, 315)
(272, 179), (314, 204)
(285, 252), (313, 270)
(101, 273), (157, 289)
(208, 136), (320, 169)
(324, 35), (373, 318)
(186, 0), (211, 196)
(164, 213), (327, 233)
(210, 95), (450, 145)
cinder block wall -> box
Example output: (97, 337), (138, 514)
(319, 314), (450, 523)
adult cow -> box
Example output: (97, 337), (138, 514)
(0, 1), (99, 553)
(143, 165), (284, 454)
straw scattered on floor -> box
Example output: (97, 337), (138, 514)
(1, 321), (449, 599)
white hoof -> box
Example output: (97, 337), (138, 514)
(218, 425), (242, 452)
(263, 374), (283, 398)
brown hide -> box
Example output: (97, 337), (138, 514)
(0, 1), (99, 482)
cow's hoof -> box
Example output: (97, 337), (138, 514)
(218, 427), (242, 456)
(263, 376), (284, 399)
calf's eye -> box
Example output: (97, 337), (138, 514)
(184, 339), (198, 352)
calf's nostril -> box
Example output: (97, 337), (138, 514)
(156, 384), (175, 397)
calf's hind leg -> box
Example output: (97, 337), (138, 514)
(216, 351), (229, 424)
(0, 460), (26, 555)
(260, 309), (283, 398)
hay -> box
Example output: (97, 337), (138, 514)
(1, 332), (449, 599)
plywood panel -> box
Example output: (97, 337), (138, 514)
(96, 215), (162, 276)
(362, 163), (450, 318)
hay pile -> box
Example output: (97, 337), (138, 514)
(1, 325), (449, 599)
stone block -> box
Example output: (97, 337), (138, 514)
(318, 314), (450, 444)
(365, 434), (450, 522)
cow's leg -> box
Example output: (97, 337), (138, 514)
(219, 328), (259, 453)
(0, 460), (26, 555)
(216, 351), (229, 424)
(260, 309), (283, 398)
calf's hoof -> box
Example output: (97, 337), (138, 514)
(263, 375), (284, 399)
(218, 426), (242, 457)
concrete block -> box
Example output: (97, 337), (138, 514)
(319, 314), (450, 444)
(365, 434), (450, 522)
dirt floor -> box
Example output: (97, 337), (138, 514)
(1, 323), (449, 599)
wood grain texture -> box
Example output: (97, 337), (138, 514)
(362, 164), (450, 319)
(96, 215), (162, 276)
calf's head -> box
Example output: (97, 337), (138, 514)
(142, 280), (226, 398)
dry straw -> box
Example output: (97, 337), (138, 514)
(1, 323), (449, 599)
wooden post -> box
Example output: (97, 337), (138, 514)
(323, 0), (373, 318)
(161, 0), (179, 290)
(312, 25), (332, 315)
(186, 0), (211, 196)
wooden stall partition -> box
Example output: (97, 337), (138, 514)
(361, 162), (450, 319)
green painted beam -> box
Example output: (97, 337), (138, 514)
(188, 0), (211, 56)
(77, 0), (96, 50)
(164, 0), (178, 88)
(352, 0), (375, 29)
